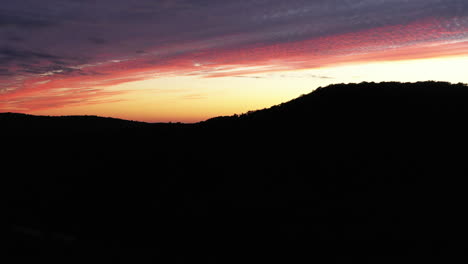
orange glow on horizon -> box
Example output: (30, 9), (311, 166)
(1, 17), (467, 122)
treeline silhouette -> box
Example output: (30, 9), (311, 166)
(5, 81), (468, 263)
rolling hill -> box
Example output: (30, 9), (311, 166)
(5, 81), (468, 263)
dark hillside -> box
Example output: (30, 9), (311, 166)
(203, 81), (468, 128)
(5, 81), (468, 263)
(1, 113), (149, 135)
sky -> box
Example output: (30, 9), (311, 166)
(1, 0), (467, 122)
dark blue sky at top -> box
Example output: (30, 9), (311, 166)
(0, 0), (467, 80)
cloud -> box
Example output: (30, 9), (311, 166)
(0, 68), (12, 76)
(0, 86), (125, 112)
(0, 12), (56, 29)
(233, 73), (334, 79)
(0, 47), (57, 62)
(88, 37), (108, 45)
(0, 0), (467, 111)
(232, 76), (263, 79)
(180, 93), (207, 100)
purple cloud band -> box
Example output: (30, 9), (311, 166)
(1, 0), (467, 111)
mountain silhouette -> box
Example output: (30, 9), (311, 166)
(5, 81), (468, 263)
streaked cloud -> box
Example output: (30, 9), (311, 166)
(0, 0), (467, 112)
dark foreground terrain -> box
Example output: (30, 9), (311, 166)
(5, 81), (468, 263)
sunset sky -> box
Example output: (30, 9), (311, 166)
(1, 0), (467, 122)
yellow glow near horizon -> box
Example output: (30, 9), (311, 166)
(31, 55), (468, 123)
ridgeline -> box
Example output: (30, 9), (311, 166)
(6, 81), (468, 263)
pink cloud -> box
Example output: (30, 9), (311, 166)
(1, 16), (467, 112)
